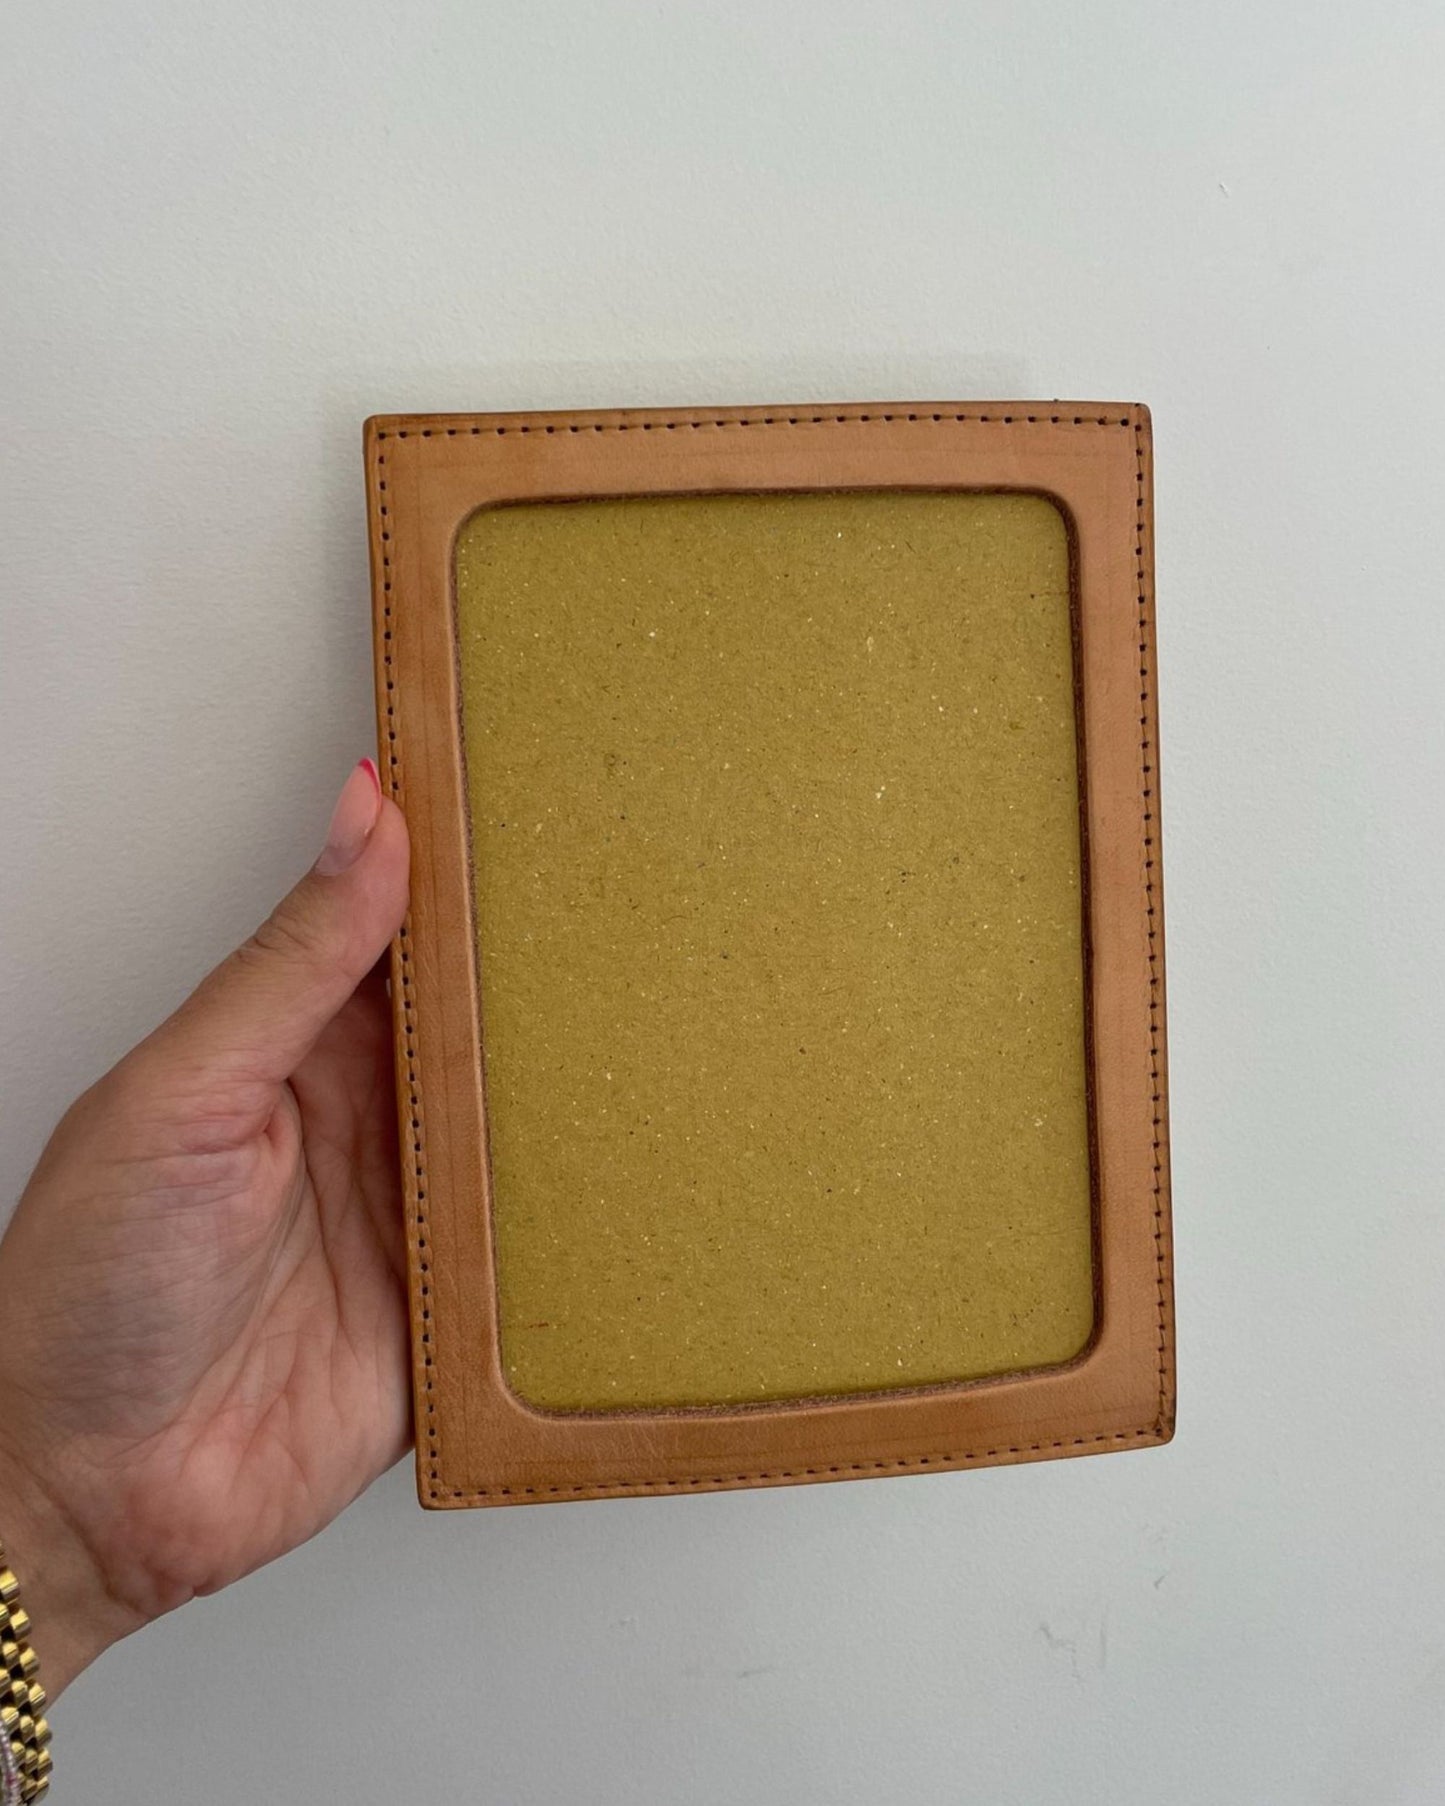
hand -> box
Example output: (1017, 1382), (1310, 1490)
(0, 760), (411, 1695)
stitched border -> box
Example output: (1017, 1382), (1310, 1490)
(433, 1427), (1161, 1500)
(374, 408), (1168, 1503)
(374, 409), (1132, 442)
(1134, 420), (1171, 1436)
(375, 453), (443, 1491)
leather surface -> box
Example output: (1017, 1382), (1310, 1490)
(365, 401), (1175, 1507)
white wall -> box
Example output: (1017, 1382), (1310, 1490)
(5, 3), (1444, 1800)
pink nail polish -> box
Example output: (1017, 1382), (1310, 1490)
(316, 759), (384, 875)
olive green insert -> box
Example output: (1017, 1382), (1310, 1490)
(456, 491), (1094, 1412)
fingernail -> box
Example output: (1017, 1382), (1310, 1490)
(316, 759), (383, 875)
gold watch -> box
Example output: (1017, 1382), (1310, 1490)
(0, 1549), (50, 1803)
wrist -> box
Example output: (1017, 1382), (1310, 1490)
(0, 1453), (144, 1701)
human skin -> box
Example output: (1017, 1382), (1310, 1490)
(0, 760), (412, 1697)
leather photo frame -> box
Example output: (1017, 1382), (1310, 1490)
(365, 402), (1174, 1508)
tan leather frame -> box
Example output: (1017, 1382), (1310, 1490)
(365, 402), (1174, 1508)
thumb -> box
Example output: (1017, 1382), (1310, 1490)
(148, 759), (410, 1091)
